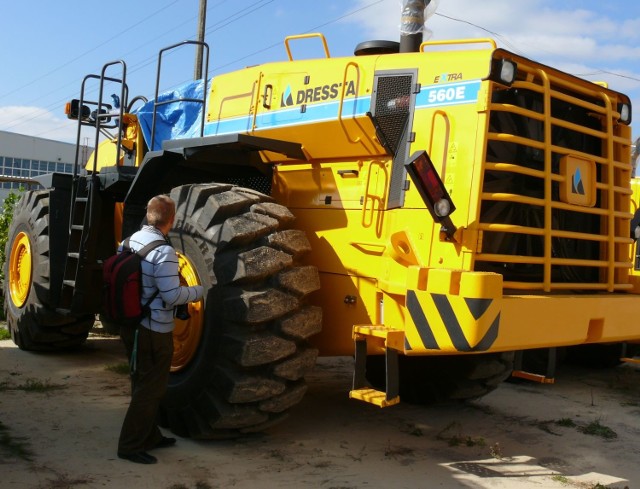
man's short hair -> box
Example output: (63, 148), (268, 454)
(146, 194), (175, 227)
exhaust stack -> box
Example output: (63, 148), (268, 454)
(400, 0), (432, 53)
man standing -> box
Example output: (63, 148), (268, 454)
(117, 194), (204, 465)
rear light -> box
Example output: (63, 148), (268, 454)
(405, 150), (457, 238)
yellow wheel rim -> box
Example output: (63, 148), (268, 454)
(8, 231), (32, 308)
(171, 252), (204, 372)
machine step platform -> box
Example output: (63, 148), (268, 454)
(350, 325), (404, 408)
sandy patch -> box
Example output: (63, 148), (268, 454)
(0, 333), (637, 488)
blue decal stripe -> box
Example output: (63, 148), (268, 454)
(204, 79), (482, 136)
(416, 80), (482, 109)
(205, 95), (371, 136)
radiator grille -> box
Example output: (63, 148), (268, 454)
(371, 75), (413, 154)
(475, 58), (633, 292)
(370, 72), (415, 209)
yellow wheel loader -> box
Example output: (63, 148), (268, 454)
(5, 1), (640, 438)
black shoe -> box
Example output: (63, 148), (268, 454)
(155, 436), (176, 449)
(118, 451), (158, 464)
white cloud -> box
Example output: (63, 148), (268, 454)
(347, 0), (640, 65)
(346, 0), (640, 133)
(0, 106), (78, 143)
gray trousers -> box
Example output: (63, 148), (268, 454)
(118, 326), (173, 454)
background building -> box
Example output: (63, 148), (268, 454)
(0, 130), (89, 202)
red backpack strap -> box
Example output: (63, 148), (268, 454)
(137, 239), (169, 312)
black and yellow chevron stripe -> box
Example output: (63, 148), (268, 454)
(406, 290), (501, 353)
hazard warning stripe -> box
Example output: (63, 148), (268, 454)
(406, 290), (440, 350)
(407, 291), (501, 353)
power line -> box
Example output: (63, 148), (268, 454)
(7, 0), (386, 138)
(0, 0), (182, 102)
(435, 10), (640, 85)
(572, 69), (640, 83)
(211, 0), (386, 73)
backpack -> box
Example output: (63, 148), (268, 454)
(102, 238), (166, 327)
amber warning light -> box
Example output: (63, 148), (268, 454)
(405, 150), (457, 239)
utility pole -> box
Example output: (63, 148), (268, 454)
(194, 0), (207, 80)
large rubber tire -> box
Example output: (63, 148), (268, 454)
(160, 183), (322, 438)
(366, 352), (514, 404)
(3, 190), (94, 350)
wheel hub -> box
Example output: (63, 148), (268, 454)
(9, 231), (32, 308)
(171, 252), (204, 372)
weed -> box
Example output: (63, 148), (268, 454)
(555, 418), (577, 428)
(44, 474), (93, 489)
(0, 420), (33, 461)
(0, 327), (10, 340)
(449, 435), (486, 447)
(105, 363), (130, 375)
(578, 420), (617, 440)
(384, 441), (414, 458)
(436, 421), (485, 447)
(551, 475), (569, 484)
(489, 442), (503, 459)
(15, 378), (65, 393)
(0, 377), (66, 394)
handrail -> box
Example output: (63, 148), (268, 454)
(420, 38), (497, 52)
(95, 60), (127, 174)
(151, 40), (210, 150)
(284, 33), (330, 61)
(338, 61), (361, 143)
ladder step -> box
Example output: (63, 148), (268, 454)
(71, 225), (84, 231)
(621, 357), (640, 365)
(511, 370), (555, 384)
(350, 388), (399, 408)
(350, 324), (403, 408)
(68, 253), (80, 260)
(63, 280), (76, 288)
(511, 348), (557, 384)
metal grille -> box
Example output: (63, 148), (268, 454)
(370, 73), (415, 209)
(371, 75), (413, 154)
(475, 59), (633, 292)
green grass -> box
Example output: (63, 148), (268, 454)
(0, 327), (11, 340)
(579, 420), (617, 439)
(555, 418), (577, 428)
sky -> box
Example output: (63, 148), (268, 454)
(1, 0), (639, 145)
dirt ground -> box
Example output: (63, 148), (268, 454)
(0, 329), (638, 489)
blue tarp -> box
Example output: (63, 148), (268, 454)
(134, 78), (210, 151)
